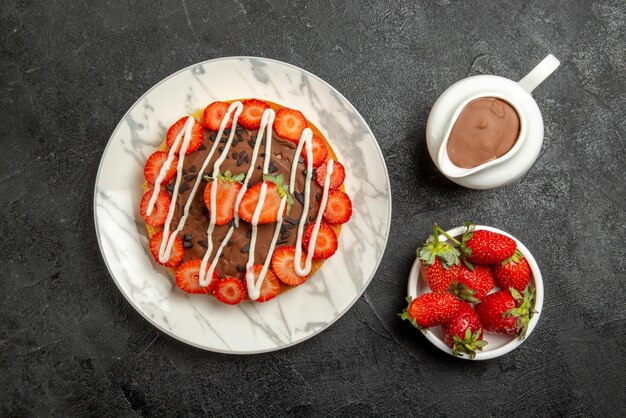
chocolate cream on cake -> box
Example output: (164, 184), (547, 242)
(165, 127), (323, 279)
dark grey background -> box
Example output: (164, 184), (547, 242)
(1, 0), (625, 416)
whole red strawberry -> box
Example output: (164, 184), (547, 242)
(493, 250), (531, 291)
(418, 224), (461, 293)
(442, 302), (487, 358)
(398, 292), (460, 330)
(475, 286), (535, 338)
(451, 264), (496, 303)
(461, 223), (516, 265)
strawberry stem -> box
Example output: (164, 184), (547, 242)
(432, 223), (440, 246)
(435, 225), (461, 246)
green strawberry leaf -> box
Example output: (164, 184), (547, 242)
(462, 258), (474, 272)
(218, 170), (245, 183)
(503, 285), (537, 340)
(460, 221), (475, 260)
(451, 282), (480, 303)
(397, 296), (424, 332)
(500, 249), (524, 266)
(417, 224), (461, 269)
(451, 326), (487, 359)
(263, 173), (295, 213)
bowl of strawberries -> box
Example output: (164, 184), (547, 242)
(401, 222), (543, 360)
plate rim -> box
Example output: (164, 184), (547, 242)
(93, 56), (392, 354)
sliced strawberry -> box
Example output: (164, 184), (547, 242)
(140, 190), (171, 227)
(239, 99), (270, 129)
(144, 151), (178, 185)
(322, 189), (352, 225)
(315, 160), (345, 189)
(244, 265), (280, 303)
(149, 230), (184, 268)
(301, 135), (328, 168)
(238, 181), (286, 224)
(273, 108), (307, 143)
(271, 246), (309, 286)
(175, 259), (217, 294)
(166, 117), (204, 155)
(302, 222), (338, 260)
(203, 101), (233, 131)
(203, 171), (244, 226)
(213, 277), (246, 305)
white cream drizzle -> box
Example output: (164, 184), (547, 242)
(149, 102), (242, 264)
(147, 101), (336, 301)
(197, 102), (244, 285)
(290, 131), (334, 276)
(200, 108), (275, 287)
(245, 193), (287, 300)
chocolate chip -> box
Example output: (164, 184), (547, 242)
(232, 152), (238, 159)
(228, 219), (236, 228)
(182, 170), (188, 176)
(285, 217), (298, 225)
(218, 146), (224, 152)
(179, 182), (190, 193)
(309, 215), (315, 222)
(166, 184), (175, 192)
(241, 243), (250, 253)
(236, 264), (246, 273)
(184, 174), (195, 181)
(303, 169), (308, 177)
(198, 144), (207, 151)
(260, 153), (265, 158)
(236, 126), (243, 132)
(227, 240), (233, 247)
(224, 129), (231, 136)
(248, 140), (256, 147)
(184, 233), (192, 241)
(239, 150), (246, 158)
(244, 155), (249, 163)
(210, 134), (216, 141)
(315, 193), (322, 202)
(298, 156), (304, 164)
(261, 139), (266, 145)
(201, 206), (209, 215)
(183, 241), (193, 249)
(281, 230), (291, 239)
(280, 224), (288, 234)
(197, 239), (208, 248)
(189, 165), (196, 173)
(245, 229), (252, 238)
(277, 239), (288, 246)
(236, 157), (244, 167)
(294, 191), (305, 205)
(269, 162), (278, 173)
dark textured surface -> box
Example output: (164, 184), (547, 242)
(1, 0), (625, 416)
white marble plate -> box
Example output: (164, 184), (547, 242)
(94, 57), (391, 354)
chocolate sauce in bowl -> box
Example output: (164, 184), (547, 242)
(446, 97), (520, 168)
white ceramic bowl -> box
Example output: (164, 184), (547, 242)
(406, 225), (543, 360)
